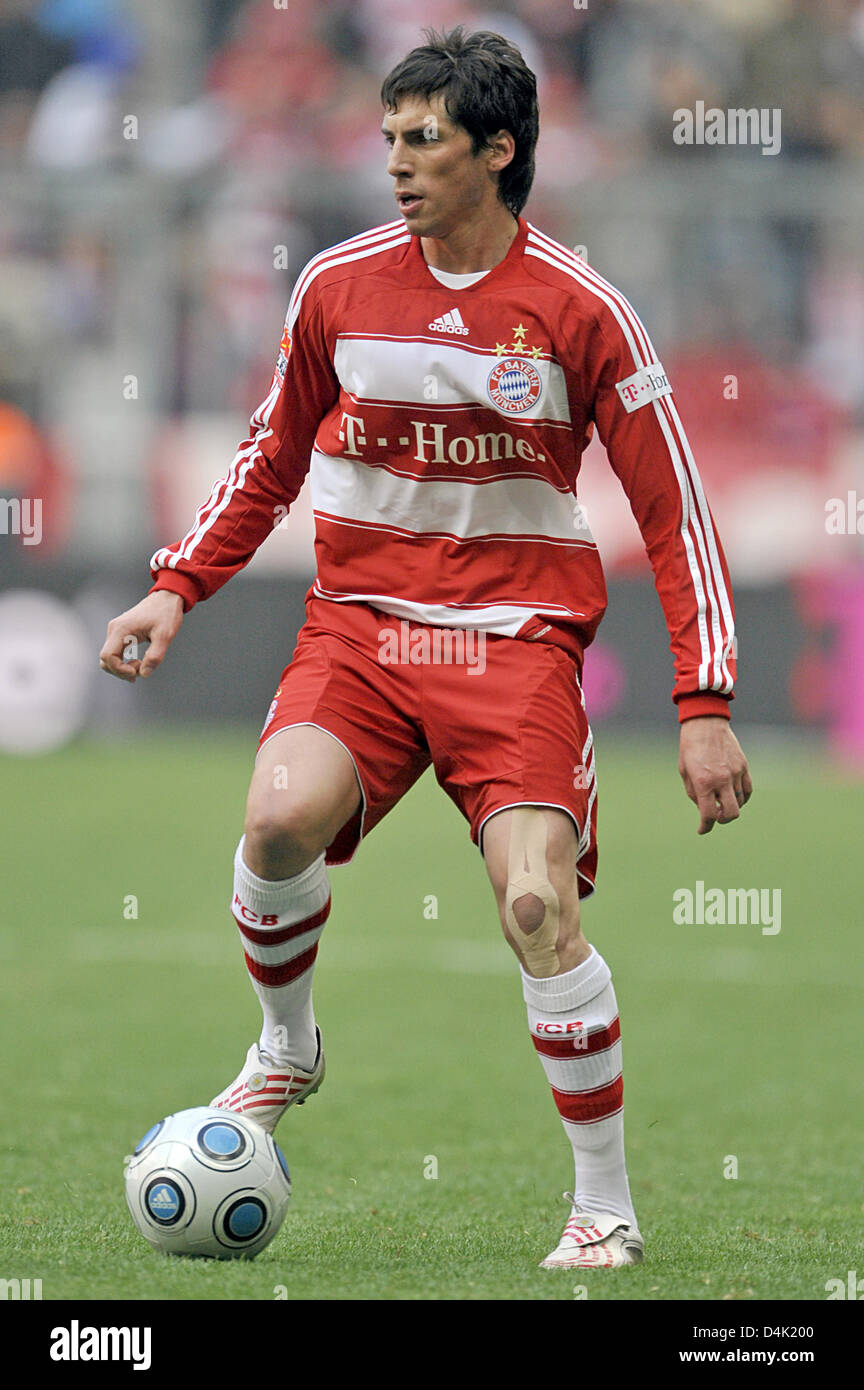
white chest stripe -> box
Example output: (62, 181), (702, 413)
(333, 337), (571, 423)
(310, 449), (595, 546)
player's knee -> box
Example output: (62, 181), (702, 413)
(500, 809), (562, 977)
(510, 891), (547, 934)
(495, 809), (586, 972)
(244, 797), (330, 872)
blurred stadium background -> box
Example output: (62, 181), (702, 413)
(1, 0), (863, 754)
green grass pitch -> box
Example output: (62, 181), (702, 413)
(0, 728), (859, 1301)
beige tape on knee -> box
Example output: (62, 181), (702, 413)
(504, 809), (561, 978)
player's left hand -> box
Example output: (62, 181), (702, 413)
(678, 716), (752, 834)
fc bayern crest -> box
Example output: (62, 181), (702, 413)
(274, 321), (291, 381)
(486, 357), (543, 414)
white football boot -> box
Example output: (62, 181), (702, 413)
(210, 1028), (325, 1134)
(540, 1194), (644, 1269)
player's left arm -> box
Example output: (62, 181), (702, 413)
(584, 298), (753, 831)
(678, 714), (752, 834)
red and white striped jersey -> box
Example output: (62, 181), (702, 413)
(150, 216), (736, 716)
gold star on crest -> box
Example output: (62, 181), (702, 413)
(491, 323), (545, 359)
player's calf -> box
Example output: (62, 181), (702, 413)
(482, 804), (642, 1268)
(214, 726), (361, 1104)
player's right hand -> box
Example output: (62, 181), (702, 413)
(99, 590), (184, 683)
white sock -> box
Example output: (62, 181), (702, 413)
(522, 947), (638, 1231)
(231, 837), (330, 1072)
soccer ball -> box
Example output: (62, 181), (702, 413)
(124, 1107), (291, 1259)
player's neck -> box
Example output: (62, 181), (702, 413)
(421, 205), (519, 275)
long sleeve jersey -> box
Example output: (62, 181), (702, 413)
(150, 216), (736, 719)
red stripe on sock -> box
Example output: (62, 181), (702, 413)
(235, 898), (331, 946)
(243, 942), (319, 987)
(532, 1016), (620, 1060)
(551, 1075), (623, 1124)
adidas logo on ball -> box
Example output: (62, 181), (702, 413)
(429, 308), (468, 335)
(150, 1186), (178, 1209)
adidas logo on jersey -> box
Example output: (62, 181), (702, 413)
(429, 308), (469, 335)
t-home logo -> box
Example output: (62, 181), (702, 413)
(339, 412), (549, 467)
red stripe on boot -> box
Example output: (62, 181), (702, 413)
(551, 1074), (623, 1124)
(532, 1016), (620, 1061)
(243, 942), (319, 988)
(234, 898), (331, 947)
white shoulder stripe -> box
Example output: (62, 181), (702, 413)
(525, 238), (649, 374)
(292, 220), (404, 294)
(527, 225), (654, 366)
(289, 222), (404, 320)
(288, 224), (410, 329)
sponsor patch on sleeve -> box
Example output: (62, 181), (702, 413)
(615, 361), (672, 413)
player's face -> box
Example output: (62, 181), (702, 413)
(382, 95), (497, 238)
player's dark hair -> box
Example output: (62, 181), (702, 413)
(380, 26), (539, 216)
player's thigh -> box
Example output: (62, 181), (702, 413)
(245, 724), (362, 869)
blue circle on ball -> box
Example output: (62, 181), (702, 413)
(145, 1178), (184, 1225)
(134, 1120), (164, 1155)
(199, 1122), (245, 1158)
(226, 1199), (266, 1239)
(274, 1144), (291, 1183)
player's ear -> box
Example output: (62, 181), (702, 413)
(485, 129), (515, 174)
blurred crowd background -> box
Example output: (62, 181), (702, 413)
(1, 0), (863, 757)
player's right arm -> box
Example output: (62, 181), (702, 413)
(99, 270), (339, 682)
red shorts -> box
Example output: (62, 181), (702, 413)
(257, 598), (598, 897)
